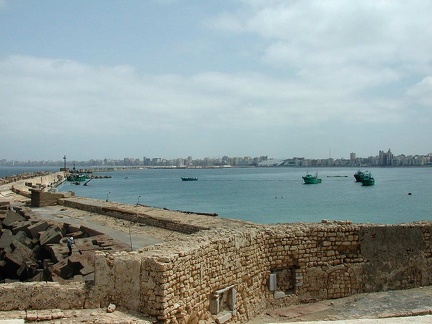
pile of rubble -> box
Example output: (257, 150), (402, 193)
(0, 206), (130, 284)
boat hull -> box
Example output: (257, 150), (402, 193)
(303, 178), (322, 184)
(361, 179), (375, 186)
(67, 174), (87, 182)
(302, 173), (322, 184)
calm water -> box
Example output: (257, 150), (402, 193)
(47, 167), (432, 225)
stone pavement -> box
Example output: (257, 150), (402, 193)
(298, 317), (432, 323)
(0, 307), (152, 323)
(250, 286), (432, 323)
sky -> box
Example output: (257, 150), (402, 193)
(1, 0), (431, 161)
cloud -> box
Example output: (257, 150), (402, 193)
(212, 1), (432, 74)
(407, 76), (432, 107)
(0, 54), (421, 138)
(205, 1), (432, 126)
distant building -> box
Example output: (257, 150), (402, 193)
(379, 149), (393, 166)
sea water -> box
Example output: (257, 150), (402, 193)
(1, 166), (430, 225)
(48, 167), (432, 225)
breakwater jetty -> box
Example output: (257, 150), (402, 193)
(0, 172), (432, 323)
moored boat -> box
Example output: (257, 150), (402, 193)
(181, 177), (198, 181)
(302, 172), (322, 184)
(354, 170), (365, 182)
(67, 174), (87, 182)
(360, 171), (375, 186)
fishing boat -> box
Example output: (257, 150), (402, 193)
(354, 170), (365, 182)
(181, 177), (198, 181)
(67, 174), (87, 182)
(360, 171), (375, 186)
(302, 172), (322, 184)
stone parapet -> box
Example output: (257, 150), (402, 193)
(90, 221), (432, 323)
(59, 197), (212, 234)
(0, 282), (87, 311)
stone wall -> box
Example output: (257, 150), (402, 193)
(0, 282), (88, 311)
(90, 221), (432, 323)
(10, 172), (66, 199)
(59, 198), (210, 234)
(0, 171), (53, 186)
(31, 190), (75, 207)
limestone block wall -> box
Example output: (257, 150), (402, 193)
(1, 171), (56, 186)
(359, 224), (432, 291)
(91, 228), (274, 323)
(0, 282), (88, 311)
(92, 221), (432, 323)
(10, 172), (65, 199)
(31, 190), (75, 207)
(59, 198), (210, 234)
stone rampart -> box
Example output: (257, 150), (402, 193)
(31, 190), (75, 207)
(90, 221), (432, 323)
(0, 282), (88, 311)
(58, 198), (210, 234)
(8, 172), (66, 200)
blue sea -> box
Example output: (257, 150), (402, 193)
(2, 166), (431, 224)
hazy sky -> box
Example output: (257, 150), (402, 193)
(1, 0), (431, 161)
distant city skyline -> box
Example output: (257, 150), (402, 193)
(1, 1), (432, 161)
(1, 148), (431, 168)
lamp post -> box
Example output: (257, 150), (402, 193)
(106, 192), (110, 202)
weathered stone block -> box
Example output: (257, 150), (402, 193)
(28, 221), (49, 239)
(0, 229), (13, 249)
(215, 311), (232, 324)
(39, 226), (63, 246)
(2, 211), (25, 228)
(5, 240), (35, 267)
(11, 220), (38, 236)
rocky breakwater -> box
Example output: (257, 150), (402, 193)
(0, 205), (130, 284)
(0, 171), (66, 205)
(0, 171), (53, 186)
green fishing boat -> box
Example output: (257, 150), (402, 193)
(360, 171), (375, 186)
(67, 174), (87, 182)
(302, 172), (322, 184)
